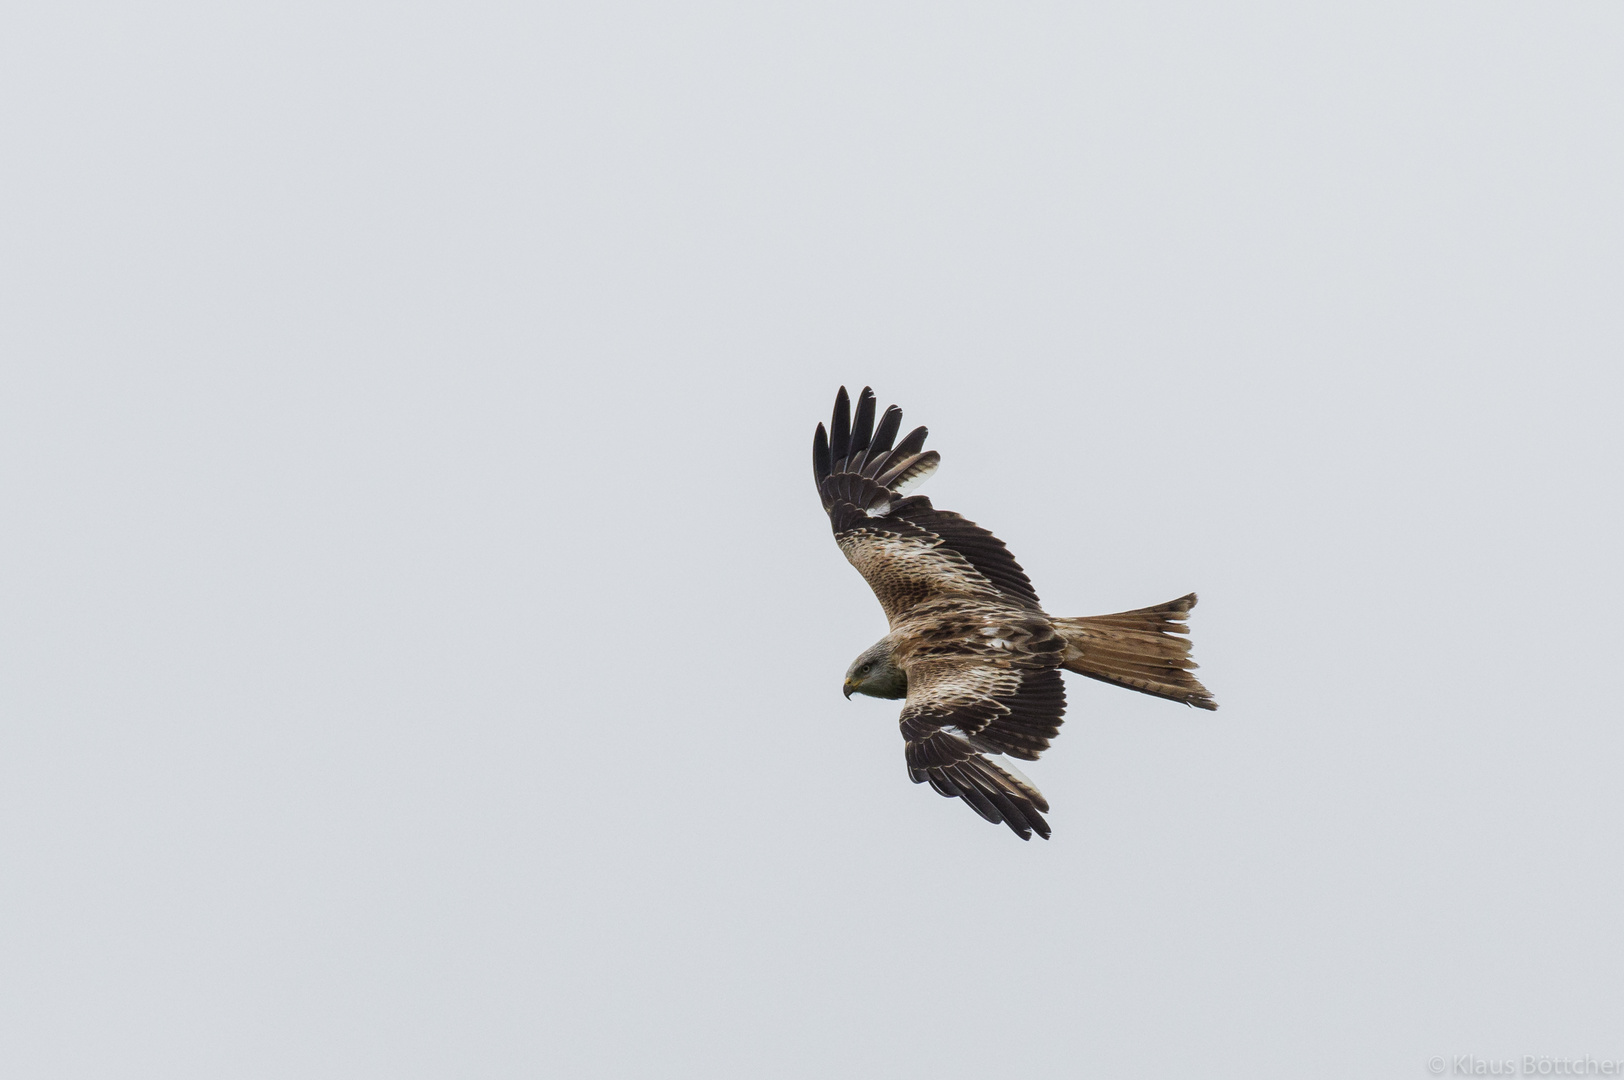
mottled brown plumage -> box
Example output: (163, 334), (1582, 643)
(815, 386), (1216, 841)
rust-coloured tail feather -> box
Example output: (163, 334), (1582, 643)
(1053, 593), (1218, 711)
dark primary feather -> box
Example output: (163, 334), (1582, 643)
(904, 730), (1051, 840)
(863, 405), (903, 471)
(848, 387), (876, 466)
(875, 424), (928, 475)
(829, 386), (851, 465)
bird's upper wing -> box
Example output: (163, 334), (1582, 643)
(899, 657), (1067, 840)
(813, 386), (1042, 624)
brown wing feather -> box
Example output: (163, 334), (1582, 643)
(813, 386), (1042, 622)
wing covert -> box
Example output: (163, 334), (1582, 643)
(901, 660), (1066, 761)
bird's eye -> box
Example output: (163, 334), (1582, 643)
(859, 663), (871, 674)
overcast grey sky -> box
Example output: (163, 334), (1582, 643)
(3, 4), (1622, 1078)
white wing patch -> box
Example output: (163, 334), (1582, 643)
(981, 754), (1046, 805)
(978, 626), (1014, 650)
(890, 457), (939, 495)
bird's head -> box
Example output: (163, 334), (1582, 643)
(843, 640), (908, 700)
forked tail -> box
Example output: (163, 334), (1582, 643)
(1052, 593), (1218, 710)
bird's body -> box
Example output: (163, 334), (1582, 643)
(815, 386), (1215, 840)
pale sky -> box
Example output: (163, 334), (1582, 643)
(3, 4), (1622, 1078)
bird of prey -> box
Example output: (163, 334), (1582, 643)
(814, 386), (1216, 840)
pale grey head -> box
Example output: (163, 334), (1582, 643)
(843, 638), (908, 700)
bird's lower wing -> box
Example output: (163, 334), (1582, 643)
(900, 658), (1067, 840)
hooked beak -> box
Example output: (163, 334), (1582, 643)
(843, 679), (857, 699)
